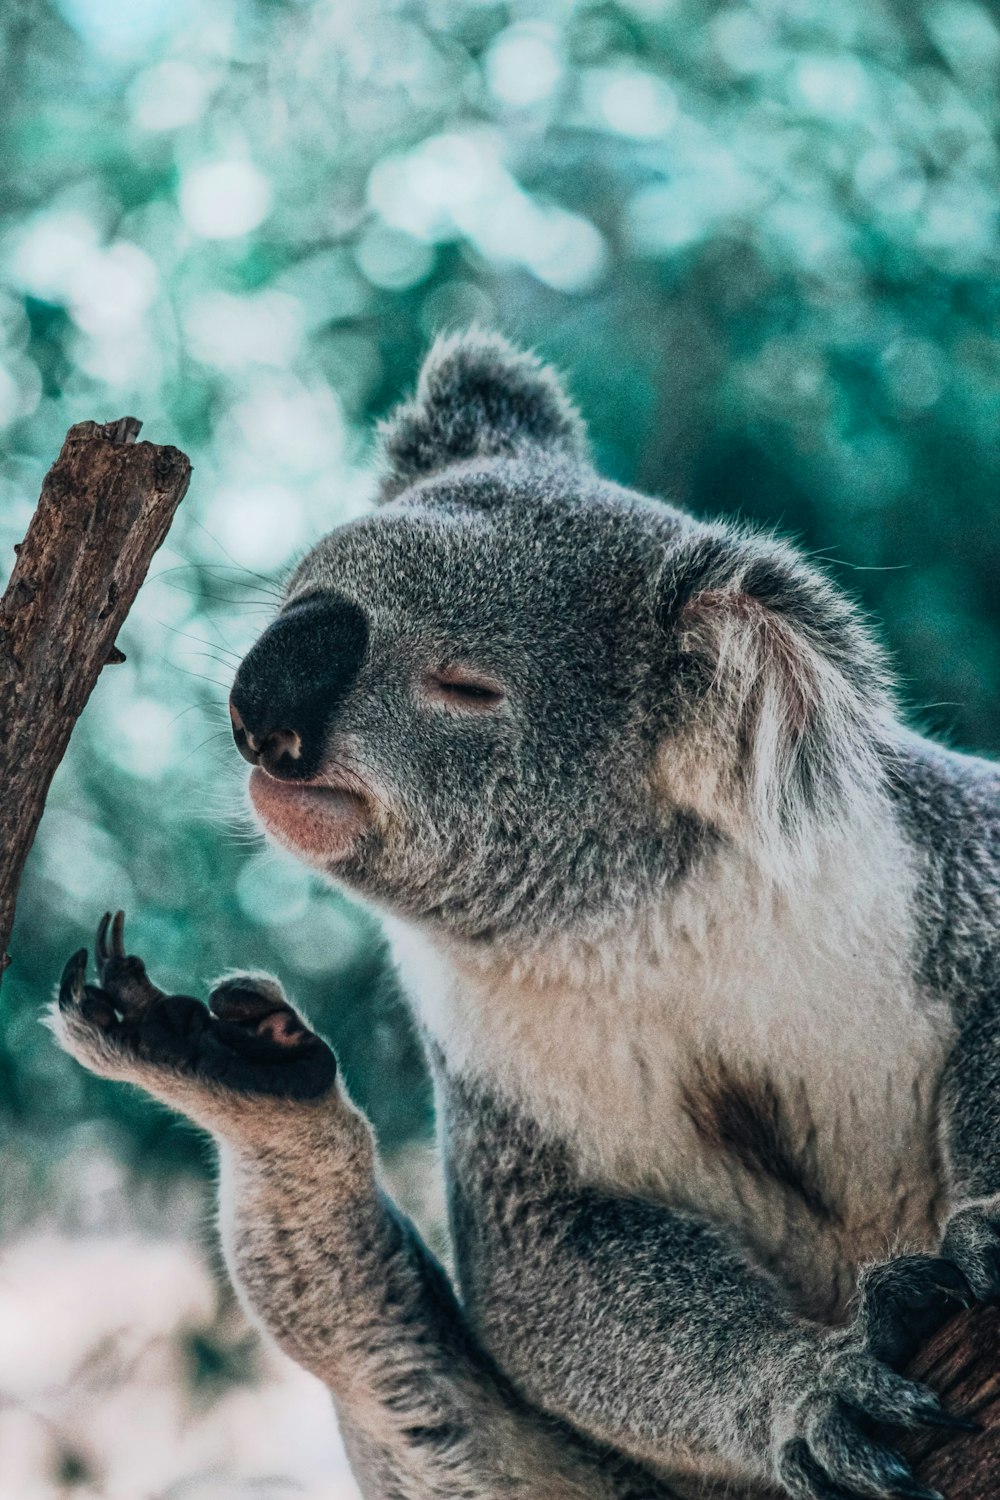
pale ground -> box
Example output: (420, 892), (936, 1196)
(0, 1135), (445, 1500)
(0, 1228), (362, 1500)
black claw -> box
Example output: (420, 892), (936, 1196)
(95, 912), (111, 966)
(854, 1444), (941, 1500)
(986, 1247), (1000, 1302)
(878, 1458), (920, 1497)
(926, 1261), (976, 1309)
(918, 1408), (983, 1434)
(887, 1470), (953, 1500)
(59, 919), (338, 1098)
(59, 949), (89, 1008)
(777, 1440), (860, 1500)
(96, 910), (127, 972)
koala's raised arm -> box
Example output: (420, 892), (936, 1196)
(52, 917), (675, 1500)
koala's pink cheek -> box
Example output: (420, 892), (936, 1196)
(248, 770), (369, 862)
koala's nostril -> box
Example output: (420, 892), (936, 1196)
(229, 700), (260, 765)
(259, 728), (303, 776)
(229, 700), (303, 777)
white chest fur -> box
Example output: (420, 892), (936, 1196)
(385, 819), (952, 1321)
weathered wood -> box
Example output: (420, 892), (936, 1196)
(899, 1305), (1000, 1497)
(0, 418), (190, 987)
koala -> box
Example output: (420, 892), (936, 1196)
(53, 332), (1000, 1500)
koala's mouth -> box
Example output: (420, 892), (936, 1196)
(248, 768), (370, 861)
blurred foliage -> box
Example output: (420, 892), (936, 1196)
(1, 0), (999, 1188)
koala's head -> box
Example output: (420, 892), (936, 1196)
(231, 332), (891, 943)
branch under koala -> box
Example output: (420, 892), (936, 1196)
(0, 418), (190, 987)
(896, 1305), (1000, 1498)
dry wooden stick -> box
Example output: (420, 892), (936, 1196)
(0, 417), (190, 987)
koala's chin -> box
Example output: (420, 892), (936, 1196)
(248, 767), (370, 865)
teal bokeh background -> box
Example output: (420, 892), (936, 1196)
(1, 0), (999, 1196)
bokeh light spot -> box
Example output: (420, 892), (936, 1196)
(182, 290), (304, 370)
(485, 24), (563, 108)
(130, 60), (217, 131)
(354, 223), (436, 290)
(7, 211), (100, 302)
(179, 161), (272, 240)
(236, 852), (312, 927)
(204, 483), (308, 570)
(105, 697), (183, 778)
(586, 68), (678, 138)
(69, 243), (159, 335)
(882, 338), (944, 410)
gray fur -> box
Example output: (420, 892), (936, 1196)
(54, 333), (1000, 1498)
(376, 329), (589, 501)
(51, 949), (674, 1499)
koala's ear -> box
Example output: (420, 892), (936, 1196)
(655, 530), (892, 874)
(375, 330), (589, 500)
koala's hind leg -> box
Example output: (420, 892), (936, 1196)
(51, 916), (673, 1500)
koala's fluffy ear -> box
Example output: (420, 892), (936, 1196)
(375, 330), (588, 499)
(655, 530), (893, 875)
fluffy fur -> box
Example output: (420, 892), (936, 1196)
(54, 333), (1000, 1500)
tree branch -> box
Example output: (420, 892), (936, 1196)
(898, 1305), (1000, 1497)
(0, 417), (190, 987)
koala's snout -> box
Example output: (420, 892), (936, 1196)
(229, 594), (368, 781)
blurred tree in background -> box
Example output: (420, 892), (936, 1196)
(1, 0), (998, 1198)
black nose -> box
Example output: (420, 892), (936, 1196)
(230, 594), (368, 780)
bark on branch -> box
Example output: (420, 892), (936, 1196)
(898, 1305), (1000, 1497)
(0, 417), (190, 987)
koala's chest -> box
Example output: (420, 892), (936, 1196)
(390, 906), (951, 1324)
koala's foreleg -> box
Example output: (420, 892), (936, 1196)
(444, 1078), (967, 1500)
(51, 916), (673, 1500)
(855, 986), (1000, 1377)
(936, 986), (1000, 1295)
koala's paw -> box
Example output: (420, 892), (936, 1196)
(940, 1203), (1000, 1303)
(773, 1339), (978, 1500)
(854, 1254), (974, 1367)
(52, 912), (337, 1101)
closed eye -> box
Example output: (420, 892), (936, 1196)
(423, 667), (506, 710)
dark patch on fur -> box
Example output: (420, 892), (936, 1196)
(681, 1055), (839, 1224)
